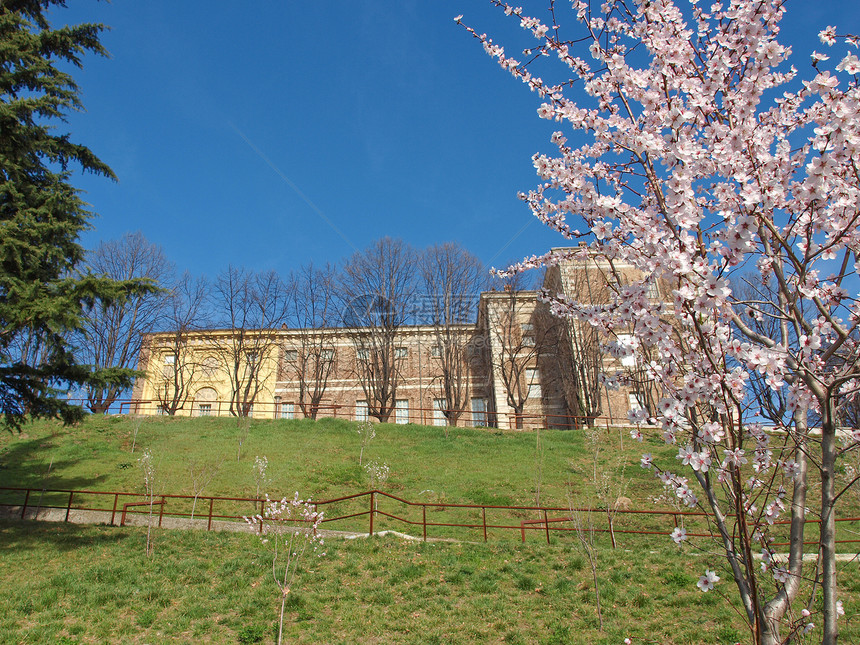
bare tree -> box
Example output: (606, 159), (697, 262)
(5, 327), (51, 372)
(732, 277), (795, 426)
(420, 243), (486, 427)
(341, 238), (417, 423)
(151, 273), (209, 416)
(211, 266), (290, 418)
(485, 275), (550, 429)
(541, 261), (605, 427)
(77, 232), (173, 413)
(188, 456), (222, 521)
(281, 263), (340, 419)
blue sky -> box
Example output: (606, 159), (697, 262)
(53, 0), (860, 279)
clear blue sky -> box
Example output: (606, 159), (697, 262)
(53, 0), (860, 279)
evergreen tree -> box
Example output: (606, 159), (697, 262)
(0, 0), (147, 428)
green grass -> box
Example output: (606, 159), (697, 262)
(0, 415), (668, 512)
(3, 417), (860, 642)
(9, 519), (853, 645)
(2, 415), (858, 544)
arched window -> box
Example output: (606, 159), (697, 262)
(194, 387), (218, 417)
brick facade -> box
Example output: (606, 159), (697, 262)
(131, 249), (651, 429)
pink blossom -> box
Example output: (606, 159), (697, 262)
(837, 53), (860, 74)
(773, 566), (791, 583)
(697, 569), (720, 592)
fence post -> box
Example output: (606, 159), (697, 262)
(158, 496), (165, 528)
(20, 489), (30, 520)
(544, 509), (550, 545)
(369, 491), (375, 536)
(482, 507), (488, 542)
(423, 505), (427, 542)
(110, 493), (119, 526)
(65, 491), (74, 522)
(207, 497), (214, 531)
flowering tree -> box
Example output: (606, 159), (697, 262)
(356, 420), (376, 466)
(459, 2), (859, 643)
(246, 494), (325, 645)
(138, 448), (156, 557)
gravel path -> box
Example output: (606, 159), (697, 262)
(2, 505), (854, 556)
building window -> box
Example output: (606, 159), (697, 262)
(283, 349), (298, 362)
(526, 368), (541, 399)
(321, 349), (335, 361)
(646, 282), (659, 300)
(161, 353), (176, 377)
(471, 398), (487, 427)
(522, 335), (536, 347)
(430, 345), (442, 358)
(194, 387), (217, 415)
(355, 400), (368, 422)
(521, 323), (534, 333)
(433, 399), (448, 426)
(395, 347), (408, 358)
(357, 348), (369, 360)
(628, 392), (645, 412)
(395, 399), (409, 425)
(280, 402), (295, 420)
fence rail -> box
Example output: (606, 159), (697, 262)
(2, 486), (858, 548)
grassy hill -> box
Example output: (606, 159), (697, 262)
(0, 415), (669, 511)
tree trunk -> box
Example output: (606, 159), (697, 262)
(375, 407), (393, 423)
(762, 409), (809, 645)
(820, 399), (839, 645)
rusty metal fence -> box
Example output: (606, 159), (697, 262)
(2, 486), (858, 548)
